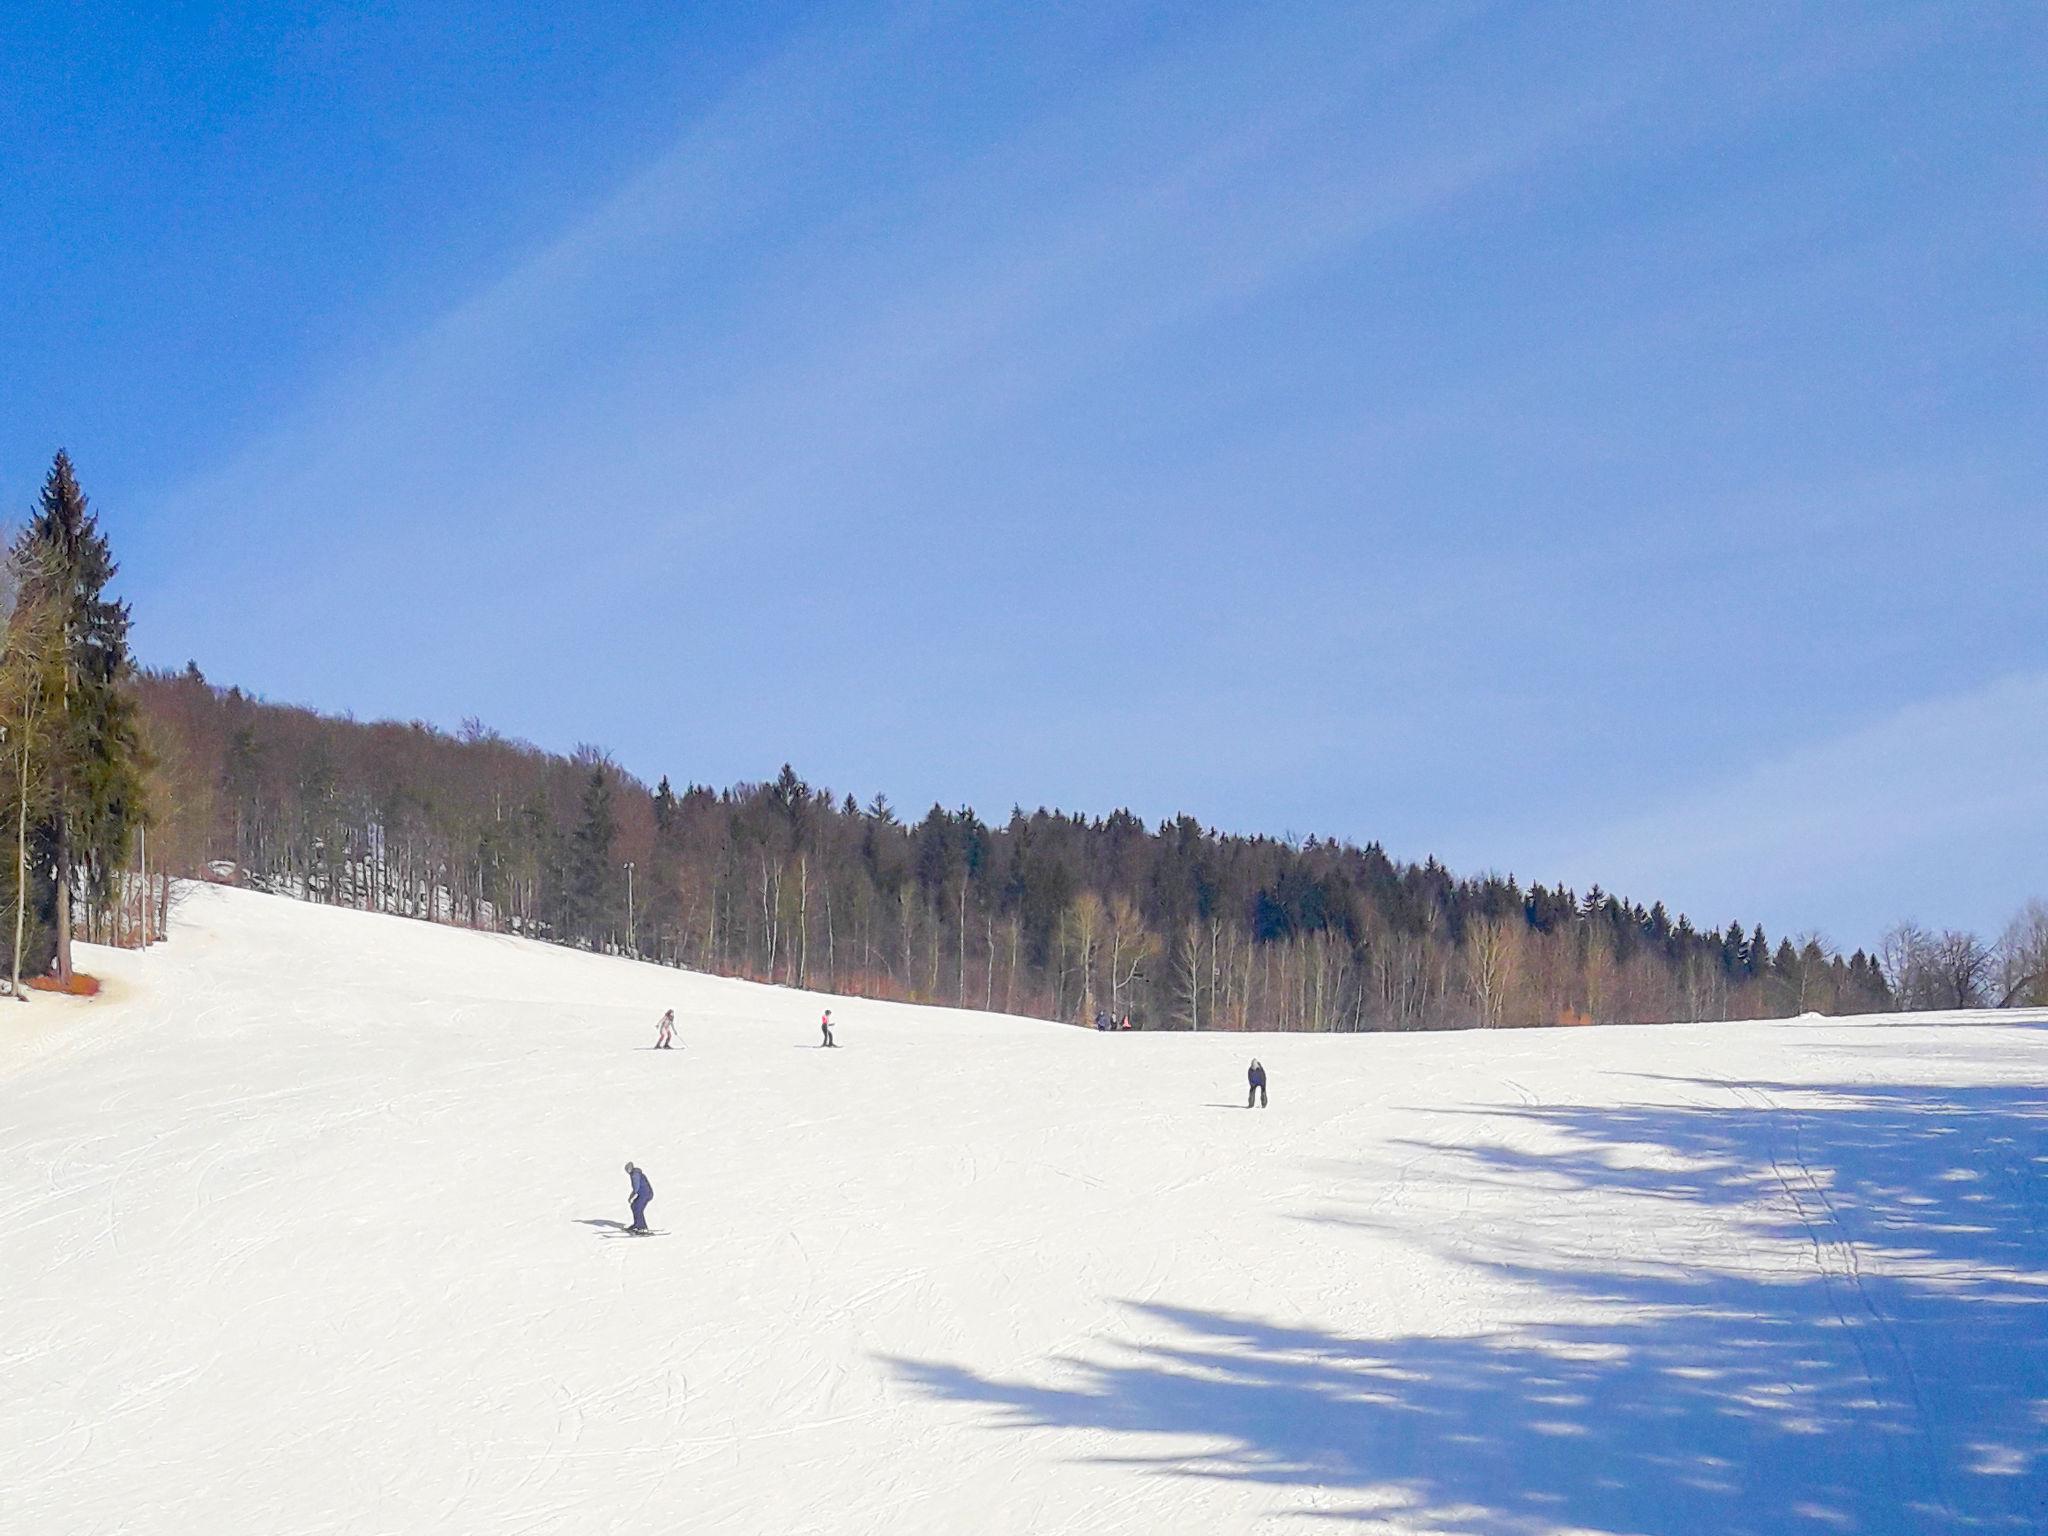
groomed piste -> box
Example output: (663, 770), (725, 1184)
(5, 884), (2045, 1534)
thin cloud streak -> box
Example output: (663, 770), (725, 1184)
(143, 3), (1880, 584)
(1535, 671), (2048, 942)
(109, 3), (2038, 943)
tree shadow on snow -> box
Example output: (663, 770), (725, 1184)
(889, 1075), (2048, 1533)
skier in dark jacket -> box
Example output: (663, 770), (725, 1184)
(625, 1162), (653, 1231)
(1247, 1059), (1268, 1109)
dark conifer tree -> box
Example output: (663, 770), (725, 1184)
(563, 766), (617, 947)
(1722, 922), (1746, 975)
(11, 451), (146, 981)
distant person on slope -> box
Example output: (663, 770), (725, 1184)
(625, 1162), (654, 1232)
(820, 1009), (836, 1048)
(655, 1010), (675, 1050)
(1247, 1058), (1268, 1109)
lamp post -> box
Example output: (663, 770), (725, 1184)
(624, 861), (635, 956)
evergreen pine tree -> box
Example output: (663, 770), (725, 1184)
(10, 452), (146, 982)
(563, 765), (617, 947)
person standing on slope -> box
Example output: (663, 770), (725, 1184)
(820, 1009), (836, 1048)
(1247, 1058), (1268, 1109)
(655, 1010), (675, 1050)
(625, 1162), (654, 1232)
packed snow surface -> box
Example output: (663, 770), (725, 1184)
(5, 886), (2046, 1535)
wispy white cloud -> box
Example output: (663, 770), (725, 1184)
(1530, 671), (2048, 942)
(121, 3), (2031, 942)
(149, 2), (1880, 582)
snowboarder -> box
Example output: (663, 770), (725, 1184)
(655, 1010), (675, 1049)
(820, 1009), (836, 1048)
(1247, 1058), (1268, 1109)
(625, 1162), (653, 1231)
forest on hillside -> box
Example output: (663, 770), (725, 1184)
(4, 451), (2042, 1029)
(129, 664), (2047, 1031)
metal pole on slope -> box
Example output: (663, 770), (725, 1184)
(625, 862), (635, 957)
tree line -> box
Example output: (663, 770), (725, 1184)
(7, 449), (2044, 1027)
(126, 666), (2048, 1029)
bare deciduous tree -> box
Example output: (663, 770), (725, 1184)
(1461, 916), (1524, 1028)
(1105, 895), (1155, 1019)
(0, 565), (62, 997)
(1995, 900), (2048, 1007)
(1062, 890), (1106, 1022)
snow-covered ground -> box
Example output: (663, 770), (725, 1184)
(4, 885), (2045, 1535)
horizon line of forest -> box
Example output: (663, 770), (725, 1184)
(6, 450), (2043, 1029)
(132, 662), (2048, 1030)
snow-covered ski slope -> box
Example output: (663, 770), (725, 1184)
(5, 886), (2046, 1536)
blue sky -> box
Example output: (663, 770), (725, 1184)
(3, 2), (2042, 947)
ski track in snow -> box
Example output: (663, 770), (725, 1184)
(3, 885), (2046, 1534)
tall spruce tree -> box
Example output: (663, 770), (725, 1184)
(11, 451), (146, 982)
(563, 765), (617, 947)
